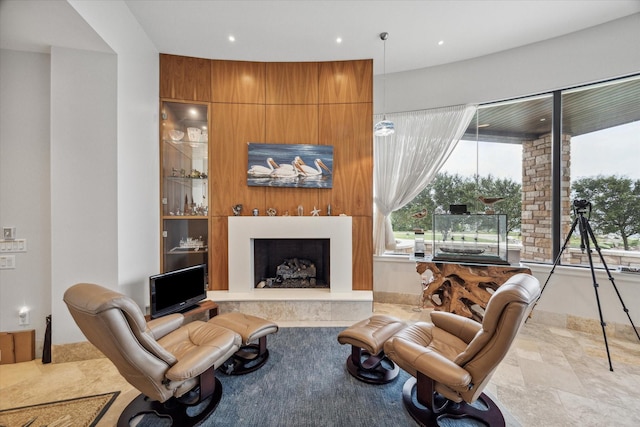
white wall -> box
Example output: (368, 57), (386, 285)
(68, 0), (160, 305)
(376, 13), (640, 113)
(0, 1), (158, 348)
(0, 50), (52, 350)
(50, 46), (118, 344)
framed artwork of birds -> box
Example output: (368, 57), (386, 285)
(247, 143), (333, 189)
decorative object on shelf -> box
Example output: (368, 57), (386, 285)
(267, 208), (277, 216)
(247, 143), (333, 189)
(311, 206), (321, 216)
(373, 32), (395, 137)
(232, 204), (243, 216)
(297, 205), (304, 216)
(411, 208), (427, 219)
(168, 129), (184, 142)
(252, 208), (259, 216)
(189, 169), (204, 178)
(433, 213), (508, 265)
(327, 204), (332, 216)
(176, 236), (205, 251)
(478, 196), (505, 214)
(187, 127), (202, 142)
(283, 210), (290, 216)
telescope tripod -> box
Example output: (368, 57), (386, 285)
(532, 204), (640, 371)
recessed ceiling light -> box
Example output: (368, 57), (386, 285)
(438, 40), (444, 46)
(228, 35), (235, 42)
(189, 108), (198, 117)
(540, 118), (546, 122)
(336, 37), (342, 44)
(478, 123), (490, 128)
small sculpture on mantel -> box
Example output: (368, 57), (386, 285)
(311, 206), (321, 216)
(232, 204), (243, 216)
(297, 205), (304, 216)
(267, 208), (277, 216)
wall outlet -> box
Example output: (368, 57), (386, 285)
(0, 255), (15, 269)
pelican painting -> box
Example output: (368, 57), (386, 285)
(247, 157), (278, 177)
(295, 157), (332, 176)
(271, 161), (305, 178)
(247, 142), (333, 188)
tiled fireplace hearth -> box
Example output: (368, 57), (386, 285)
(208, 216), (373, 324)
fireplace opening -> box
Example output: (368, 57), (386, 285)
(253, 238), (330, 288)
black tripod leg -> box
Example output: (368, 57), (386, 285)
(582, 218), (640, 343)
(578, 214), (614, 371)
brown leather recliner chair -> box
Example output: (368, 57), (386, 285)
(63, 283), (242, 427)
(384, 273), (541, 427)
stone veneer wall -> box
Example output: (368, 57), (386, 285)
(521, 133), (572, 262)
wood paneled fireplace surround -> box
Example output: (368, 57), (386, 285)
(161, 55), (374, 321)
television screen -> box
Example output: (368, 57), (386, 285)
(149, 264), (207, 319)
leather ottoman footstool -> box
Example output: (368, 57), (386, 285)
(208, 312), (278, 375)
(338, 315), (407, 384)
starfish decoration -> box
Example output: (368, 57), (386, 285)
(311, 206), (321, 216)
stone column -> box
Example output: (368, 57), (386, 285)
(521, 133), (572, 263)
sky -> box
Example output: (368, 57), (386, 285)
(440, 121), (640, 182)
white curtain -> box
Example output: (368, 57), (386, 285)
(373, 104), (477, 255)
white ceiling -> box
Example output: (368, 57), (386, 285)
(2, 1), (639, 75)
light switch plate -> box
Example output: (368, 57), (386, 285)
(3, 227), (16, 240)
(0, 239), (26, 252)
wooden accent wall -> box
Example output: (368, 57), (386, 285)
(160, 54), (373, 291)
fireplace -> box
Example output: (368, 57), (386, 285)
(227, 216), (352, 293)
(254, 238), (330, 288)
(216, 216), (371, 323)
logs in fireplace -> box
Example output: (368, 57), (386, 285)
(257, 257), (327, 288)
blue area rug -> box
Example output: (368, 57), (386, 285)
(140, 327), (518, 426)
(211, 327), (414, 426)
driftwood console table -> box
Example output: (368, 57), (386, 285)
(416, 261), (531, 322)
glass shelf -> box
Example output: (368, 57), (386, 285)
(161, 101), (209, 272)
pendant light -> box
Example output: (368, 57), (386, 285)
(374, 32), (395, 136)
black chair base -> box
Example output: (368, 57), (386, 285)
(220, 343), (270, 375)
(402, 377), (505, 427)
(117, 378), (222, 427)
(345, 346), (400, 384)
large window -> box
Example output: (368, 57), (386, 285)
(388, 75), (640, 269)
(562, 77), (640, 267)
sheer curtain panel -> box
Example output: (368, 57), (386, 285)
(373, 105), (477, 255)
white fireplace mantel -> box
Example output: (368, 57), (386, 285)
(228, 216), (353, 293)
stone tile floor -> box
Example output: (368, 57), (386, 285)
(1, 302), (639, 426)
